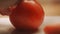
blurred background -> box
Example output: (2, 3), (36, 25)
(0, 0), (60, 17)
(38, 0), (60, 16)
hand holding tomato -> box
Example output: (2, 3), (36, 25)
(0, 0), (44, 31)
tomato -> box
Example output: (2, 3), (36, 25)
(0, 0), (44, 31)
(44, 23), (60, 34)
(9, 0), (44, 31)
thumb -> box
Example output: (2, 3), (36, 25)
(0, 8), (10, 16)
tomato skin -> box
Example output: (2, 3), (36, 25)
(44, 23), (60, 34)
(9, 0), (44, 30)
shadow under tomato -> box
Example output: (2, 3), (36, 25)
(11, 29), (39, 34)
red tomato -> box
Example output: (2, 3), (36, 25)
(44, 23), (60, 34)
(9, 0), (44, 31)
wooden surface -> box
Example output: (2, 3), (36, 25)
(0, 16), (60, 34)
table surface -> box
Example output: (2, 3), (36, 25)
(0, 16), (60, 34)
